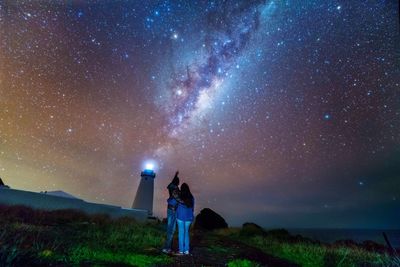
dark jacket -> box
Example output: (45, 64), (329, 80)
(167, 183), (181, 210)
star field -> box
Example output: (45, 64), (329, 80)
(0, 0), (399, 228)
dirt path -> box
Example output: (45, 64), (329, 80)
(158, 230), (299, 267)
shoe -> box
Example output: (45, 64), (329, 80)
(174, 251), (184, 256)
(162, 248), (171, 254)
(184, 251), (190, 255)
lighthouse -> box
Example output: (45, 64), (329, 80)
(132, 163), (156, 216)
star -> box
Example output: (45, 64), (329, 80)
(2, 0), (398, 229)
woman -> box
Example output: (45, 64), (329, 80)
(176, 183), (194, 255)
(162, 171), (180, 254)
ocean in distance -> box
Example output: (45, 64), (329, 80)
(286, 228), (400, 248)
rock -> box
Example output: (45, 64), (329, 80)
(193, 208), (228, 230)
(240, 222), (267, 236)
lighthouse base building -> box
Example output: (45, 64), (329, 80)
(0, 168), (155, 222)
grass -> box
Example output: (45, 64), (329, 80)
(2, 204), (398, 266)
(224, 228), (397, 267)
(64, 246), (168, 266)
(0, 204), (172, 266)
(227, 259), (261, 267)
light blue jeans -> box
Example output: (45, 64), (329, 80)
(177, 219), (192, 253)
(163, 208), (177, 250)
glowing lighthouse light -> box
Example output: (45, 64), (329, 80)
(143, 160), (156, 172)
(145, 163), (154, 171)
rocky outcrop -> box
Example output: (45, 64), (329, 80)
(193, 208), (228, 230)
(240, 222), (267, 236)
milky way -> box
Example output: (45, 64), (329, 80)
(160, 1), (275, 138)
(1, 0), (399, 228)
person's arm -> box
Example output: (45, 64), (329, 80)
(167, 171), (179, 190)
(172, 189), (184, 204)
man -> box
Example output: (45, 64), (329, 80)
(162, 171), (181, 254)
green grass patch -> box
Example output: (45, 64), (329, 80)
(228, 232), (394, 267)
(0, 205), (172, 266)
(227, 259), (261, 267)
(61, 246), (169, 266)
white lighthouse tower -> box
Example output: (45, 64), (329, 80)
(132, 164), (156, 216)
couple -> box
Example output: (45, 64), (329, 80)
(162, 171), (195, 255)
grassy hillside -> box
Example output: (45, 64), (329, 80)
(218, 228), (400, 267)
(0, 204), (171, 266)
(1, 204), (398, 266)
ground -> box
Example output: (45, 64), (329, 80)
(159, 230), (298, 267)
(0, 205), (398, 266)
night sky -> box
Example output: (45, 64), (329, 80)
(1, 0), (399, 228)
